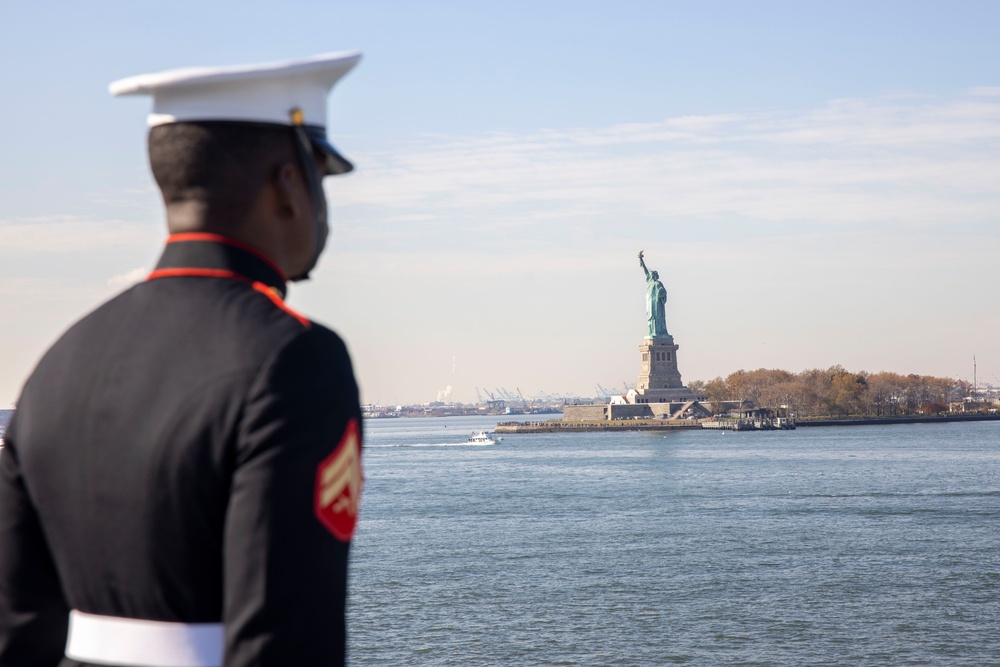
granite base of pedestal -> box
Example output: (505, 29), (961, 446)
(636, 336), (684, 392)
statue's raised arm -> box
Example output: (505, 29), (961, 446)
(639, 250), (650, 279)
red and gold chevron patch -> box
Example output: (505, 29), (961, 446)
(314, 419), (362, 541)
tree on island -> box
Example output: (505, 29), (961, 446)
(689, 367), (973, 418)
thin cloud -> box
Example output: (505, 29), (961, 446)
(334, 89), (1000, 235)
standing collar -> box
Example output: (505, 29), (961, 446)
(151, 233), (288, 297)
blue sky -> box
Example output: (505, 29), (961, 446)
(2, 1), (998, 405)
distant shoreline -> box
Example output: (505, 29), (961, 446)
(796, 413), (1000, 427)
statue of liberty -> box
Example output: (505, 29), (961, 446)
(638, 251), (668, 338)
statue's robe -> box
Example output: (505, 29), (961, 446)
(646, 278), (668, 337)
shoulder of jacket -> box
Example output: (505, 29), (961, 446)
(249, 282), (312, 329)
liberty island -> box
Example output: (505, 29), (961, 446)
(495, 252), (998, 433)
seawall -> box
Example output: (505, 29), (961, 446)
(496, 419), (702, 433)
(496, 413), (1000, 434)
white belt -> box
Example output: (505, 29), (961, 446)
(66, 610), (223, 667)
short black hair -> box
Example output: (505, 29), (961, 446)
(148, 122), (296, 214)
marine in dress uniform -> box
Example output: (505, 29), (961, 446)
(0, 53), (364, 667)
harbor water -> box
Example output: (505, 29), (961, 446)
(348, 417), (1000, 666)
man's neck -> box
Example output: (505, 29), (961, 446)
(164, 202), (285, 273)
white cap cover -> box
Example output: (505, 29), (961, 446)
(109, 51), (361, 129)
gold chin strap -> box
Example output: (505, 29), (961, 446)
(288, 107), (326, 281)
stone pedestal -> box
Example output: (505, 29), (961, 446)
(637, 336), (684, 392)
(631, 336), (705, 404)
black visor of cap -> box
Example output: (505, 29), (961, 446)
(304, 125), (353, 175)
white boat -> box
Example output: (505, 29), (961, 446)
(468, 430), (502, 445)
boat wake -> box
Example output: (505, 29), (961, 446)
(367, 441), (499, 448)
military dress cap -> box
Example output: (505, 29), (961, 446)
(109, 51), (362, 175)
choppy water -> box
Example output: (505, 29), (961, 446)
(348, 417), (1000, 666)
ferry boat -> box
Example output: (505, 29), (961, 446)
(468, 430), (502, 445)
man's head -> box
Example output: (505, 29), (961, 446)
(111, 51), (361, 281)
(149, 121), (327, 280)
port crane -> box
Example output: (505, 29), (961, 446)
(516, 387), (529, 411)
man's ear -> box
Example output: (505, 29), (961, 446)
(273, 161), (303, 220)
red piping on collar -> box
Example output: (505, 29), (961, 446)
(165, 233), (288, 282)
(251, 282), (311, 328)
(147, 268), (248, 282)
(146, 268), (310, 329)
